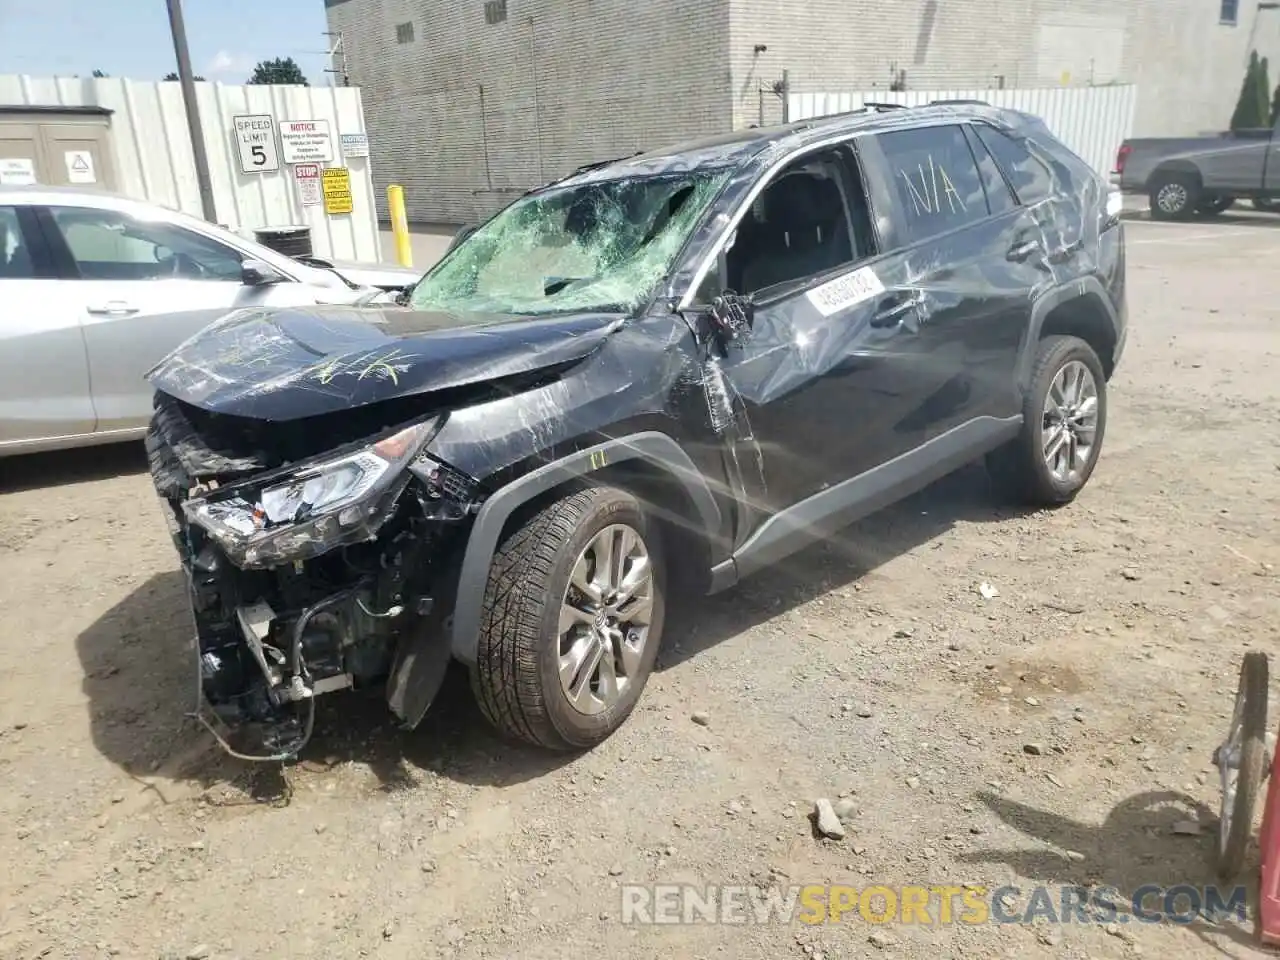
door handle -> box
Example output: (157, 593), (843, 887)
(869, 293), (923, 328)
(1006, 239), (1041, 262)
(1045, 240), (1083, 264)
(86, 301), (140, 316)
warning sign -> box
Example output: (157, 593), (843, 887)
(0, 158), (36, 186)
(321, 167), (353, 215)
(279, 119), (334, 163)
(65, 150), (96, 184)
(294, 163), (321, 206)
(340, 133), (369, 158)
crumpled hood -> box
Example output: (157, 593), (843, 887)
(146, 304), (625, 421)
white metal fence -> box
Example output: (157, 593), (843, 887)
(0, 74), (382, 262)
(788, 85), (1139, 180)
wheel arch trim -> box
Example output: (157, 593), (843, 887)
(447, 431), (722, 666)
(1019, 277), (1122, 393)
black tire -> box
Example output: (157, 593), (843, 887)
(1253, 197), (1280, 212)
(1218, 651), (1269, 883)
(471, 485), (666, 750)
(1149, 172), (1200, 221)
(986, 335), (1108, 507)
(1195, 196), (1235, 217)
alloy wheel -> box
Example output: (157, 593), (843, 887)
(557, 523), (654, 716)
(1157, 182), (1189, 214)
(1042, 360), (1099, 484)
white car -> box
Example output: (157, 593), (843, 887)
(0, 185), (420, 456)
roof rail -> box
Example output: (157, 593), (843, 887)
(861, 101), (909, 111)
(929, 98), (990, 106)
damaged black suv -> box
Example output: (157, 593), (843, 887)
(145, 102), (1126, 760)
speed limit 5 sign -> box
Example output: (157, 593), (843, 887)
(233, 115), (280, 173)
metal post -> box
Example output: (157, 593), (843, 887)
(165, 0), (217, 222)
(387, 185), (413, 268)
(781, 69), (791, 123)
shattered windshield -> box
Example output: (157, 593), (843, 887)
(410, 169), (731, 316)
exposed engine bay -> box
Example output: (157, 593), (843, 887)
(147, 392), (481, 760)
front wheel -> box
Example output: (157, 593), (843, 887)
(1215, 651), (1269, 883)
(987, 335), (1108, 506)
(471, 485), (665, 750)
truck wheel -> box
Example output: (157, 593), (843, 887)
(471, 486), (665, 750)
(986, 335), (1108, 507)
(1149, 173), (1199, 220)
(1254, 197), (1280, 213)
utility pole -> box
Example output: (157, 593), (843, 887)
(165, 0), (217, 222)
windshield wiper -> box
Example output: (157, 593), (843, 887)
(528, 151), (645, 195)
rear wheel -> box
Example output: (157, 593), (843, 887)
(1149, 173), (1199, 220)
(1254, 197), (1280, 212)
(471, 486), (665, 750)
(987, 335), (1107, 507)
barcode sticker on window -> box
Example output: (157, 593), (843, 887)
(805, 266), (886, 316)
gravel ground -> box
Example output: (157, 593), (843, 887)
(2, 212), (1279, 960)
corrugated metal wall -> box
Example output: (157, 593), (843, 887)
(0, 74), (382, 262)
(789, 85), (1139, 179)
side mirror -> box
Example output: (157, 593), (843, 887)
(697, 292), (754, 357)
(241, 258), (284, 286)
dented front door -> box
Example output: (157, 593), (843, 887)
(712, 252), (936, 514)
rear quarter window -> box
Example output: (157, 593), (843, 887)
(973, 124), (1057, 204)
(875, 124), (992, 245)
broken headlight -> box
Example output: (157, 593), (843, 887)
(184, 419), (439, 569)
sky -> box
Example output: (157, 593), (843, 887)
(0, 0), (334, 85)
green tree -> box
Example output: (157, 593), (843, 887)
(91, 69), (108, 78)
(247, 57), (308, 86)
(1258, 57), (1273, 125)
(1232, 52), (1270, 129)
(1271, 79), (1280, 125)
(163, 71), (206, 81)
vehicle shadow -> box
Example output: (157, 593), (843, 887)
(74, 567), (572, 799)
(659, 461), (1033, 671)
(0, 441), (147, 494)
(75, 461), (1035, 800)
(959, 788), (1258, 954)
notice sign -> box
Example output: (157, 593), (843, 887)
(321, 166), (353, 215)
(279, 119), (334, 163)
(340, 132), (369, 158)
(233, 114), (280, 173)
(0, 157), (36, 185)
(294, 163), (321, 206)
(65, 150), (96, 184)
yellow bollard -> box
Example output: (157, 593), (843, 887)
(387, 184), (412, 268)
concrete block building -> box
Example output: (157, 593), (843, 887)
(325, 0), (1280, 225)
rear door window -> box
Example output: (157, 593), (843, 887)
(875, 124), (991, 245)
(972, 124), (1056, 204)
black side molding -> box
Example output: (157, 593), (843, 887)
(710, 415), (1022, 589)
(448, 431), (723, 666)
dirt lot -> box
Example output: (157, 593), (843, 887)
(2, 213), (1280, 960)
